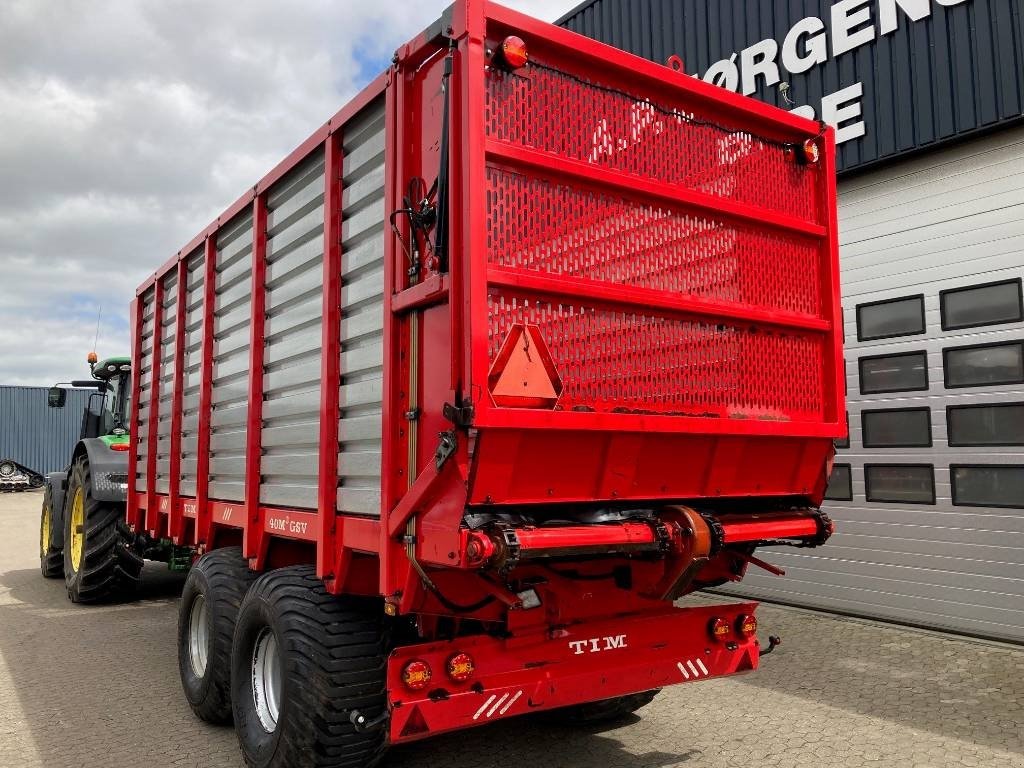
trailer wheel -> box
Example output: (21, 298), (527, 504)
(540, 689), (660, 725)
(63, 456), (143, 603)
(178, 547), (257, 724)
(39, 485), (63, 578)
(231, 566), (390, 768)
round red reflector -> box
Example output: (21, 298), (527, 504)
(803, 138), (821, 164)
(402, 659), (432, 691)
(736, 614), (758, 638)
(709, 616), (731, 642)
(500, 35), (528, 69)
(446, 652), (475, 683)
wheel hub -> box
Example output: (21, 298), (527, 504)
(252, 628), (281, 733)
(188, 595), (210, 678)
(69, 488), (85, 573)
(41, 503), (51, 559)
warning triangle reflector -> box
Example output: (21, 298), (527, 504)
(488, 323), (562, 408)
(398, 704), (430, 739)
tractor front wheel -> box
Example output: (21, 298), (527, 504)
(63, 456), (143, 603)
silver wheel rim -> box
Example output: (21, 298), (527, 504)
(252, 628), (281, 733)
(188, 595), (210, 678)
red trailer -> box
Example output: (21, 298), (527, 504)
(128, 2), (843, 765)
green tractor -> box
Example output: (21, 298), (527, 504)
(40, 353), (147, 602)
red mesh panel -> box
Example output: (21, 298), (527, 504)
(486, 167), (821, 317)
(485, 65), (820, 224)
(488, 291), (825, 420)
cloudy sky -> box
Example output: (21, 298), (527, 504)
(0, 0), (577, 386)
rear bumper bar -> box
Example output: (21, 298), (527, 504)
(387, 602), (759, 743)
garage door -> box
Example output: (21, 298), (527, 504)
(721, 125), (1024, 643)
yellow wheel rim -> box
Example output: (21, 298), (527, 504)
(70, 488), (85, 573)
(41, 503), (51, 559)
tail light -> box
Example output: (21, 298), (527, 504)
(109, 443), (130, 452)
(446, 652), (475, 683)
(495, 35), (528, 70)
(708, 616), (731, 642)
(736, 614), (758, 638)
(401, 659), (432, 691)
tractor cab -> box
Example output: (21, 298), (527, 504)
(48, 353), (132, 443)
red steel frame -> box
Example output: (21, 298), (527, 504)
(127, 0), (842, 740)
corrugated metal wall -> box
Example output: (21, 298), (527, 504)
(722, 124), (1024, 643)
(0, 385), (91, 475)
(558, 0), (1024, 173)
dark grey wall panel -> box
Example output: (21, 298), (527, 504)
(0, 385), (91, 475)
(559, 0), (1024, 174)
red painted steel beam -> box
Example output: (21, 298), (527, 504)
(318, 133), (342, 581)
(718, 515), (820, 544)
(512, 522), (660, 553)
(195, 236), (217, 546)
(145, 279), (165, 536)
(487, 267), (831, 333)
(126, 297), (144, 530)
(243, 195), (268, 560)
(486, 139), (826, 239)
(168, 258), (188, 544)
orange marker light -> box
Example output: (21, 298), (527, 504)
(402, 659), (432, 691)
(802, 138), (820, 164)
(498, 35), (528, 69)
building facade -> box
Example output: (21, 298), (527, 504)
(0, 385), (91, 477)
(560, 0), (1024, 642)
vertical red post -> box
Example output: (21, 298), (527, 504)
(195, 235), (217, 547)
(243, 196), (268, 560)
(145, 278), (165, 535)
(821, 128), (845, 426)
(168, 258), (188, 543)
(379, 62), (402, 598)
(126, 296), (144, 531)
(318, 133), (343, 582)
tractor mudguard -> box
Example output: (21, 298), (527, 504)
(76, 438), (129, 504)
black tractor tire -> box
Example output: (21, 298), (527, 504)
(539, 689), (661, 726)
(39, 485), (63, 578)
(231, 566), (390, 768)
(178, 547), (258, 724)
(63, 456), (143, 603)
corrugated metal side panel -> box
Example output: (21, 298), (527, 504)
(0, 385), (91, 475)
(179, 248), (205, 498)
(259, 151), (326, 509)
(558, 0), (1024, 174)
(337, 96), (385, 517)
(135, 288), (156, 492)
(209, 211), (253, 502)
(154, 269), (178, 494)
(721, 124), (1024, 643)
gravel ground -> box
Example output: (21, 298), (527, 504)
(1, 489), (1022, 768)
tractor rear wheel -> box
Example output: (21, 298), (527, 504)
(63, 456), (143, 603)
(178, 546), (258, 724)
(39, 485), (63, 578)
(231, 566), (390, 768)
(539, 690), (661, 725)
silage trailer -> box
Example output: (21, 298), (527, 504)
(125, 2), (843, 765)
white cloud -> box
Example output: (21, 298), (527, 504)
(0, 0), (580, 386)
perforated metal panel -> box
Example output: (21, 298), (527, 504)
(337, 96), (385, 516)
(486, 65), (821, 223)
(179, 248), (205, 498)
(483, 56), (831, 422)
(209, 211), (253, 502)
(260, 152), (326, 508)
(134, 288), (155, 492)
